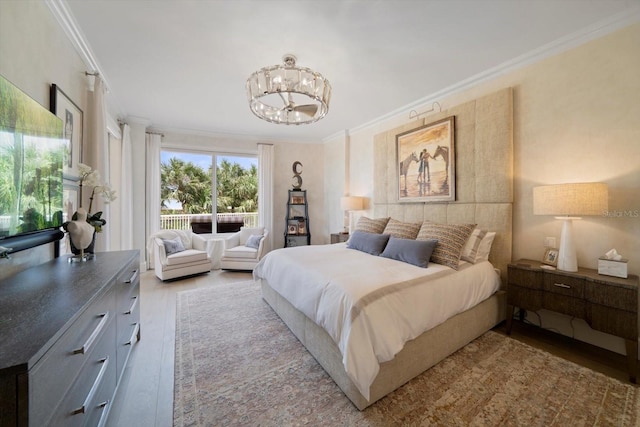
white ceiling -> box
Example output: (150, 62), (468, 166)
(63, 0), (640, 143)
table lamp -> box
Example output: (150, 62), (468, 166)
(533, 182), (608, 272)
(340, 196), (364, 234)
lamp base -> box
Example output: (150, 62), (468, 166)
(557, 217), (579, 272)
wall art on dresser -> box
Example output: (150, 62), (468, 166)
(50, 84), (83, 180)
(396, 116), (455, 202)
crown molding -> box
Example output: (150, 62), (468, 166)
(45, 0), (101, 73)
(348, 7), (640, 137)
(45, 0), (126, 120)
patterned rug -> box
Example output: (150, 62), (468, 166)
(174, 281), (640, 426)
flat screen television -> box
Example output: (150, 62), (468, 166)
(0, 74), (65, 254)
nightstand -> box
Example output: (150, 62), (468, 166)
(506, 259), (639, 383)
(330, 233), (350, 244)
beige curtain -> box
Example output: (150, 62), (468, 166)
(85, 76), (109, 252)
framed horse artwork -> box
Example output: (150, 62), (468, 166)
(395, 116), (455, 202)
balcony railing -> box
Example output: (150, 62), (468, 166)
(160, 212), (258, 231)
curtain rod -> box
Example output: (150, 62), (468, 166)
(146, 131), (165, 137)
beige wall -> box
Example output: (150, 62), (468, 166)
(335, 22), (640, 276)
(326, 22), (640, 355)
(0, 0), (88, 280)
(273, 141), (325, 246)
(323, 133), (347, 237)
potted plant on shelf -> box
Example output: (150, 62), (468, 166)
(63, 163), (117, 256)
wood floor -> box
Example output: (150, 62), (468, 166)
(106, 270), (634, 427)
(106, 268), (253, 427)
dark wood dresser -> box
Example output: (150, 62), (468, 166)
(0, 250), (140, 426)
(506, 259), (638, 382)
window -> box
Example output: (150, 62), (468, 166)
(160, 150), (258, 232)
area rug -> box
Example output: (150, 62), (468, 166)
(174, 281), (640, 426)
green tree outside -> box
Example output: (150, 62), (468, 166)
(160, 156), (257, 214)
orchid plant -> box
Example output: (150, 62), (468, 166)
(63, 163), (117, 233)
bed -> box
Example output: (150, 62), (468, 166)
(253, 232), (506, 410)
(254, 88), (512, 409)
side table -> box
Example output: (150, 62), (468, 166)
(330, 232), (350, 244)
(198, 233), (227, 269)
(506, 259), (639, 383)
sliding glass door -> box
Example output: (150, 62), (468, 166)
(160, 150), (258, 233)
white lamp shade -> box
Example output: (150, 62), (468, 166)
(533, 182), (608, 217)
(533, 182), (608, 272)
(340, 196), (364, 211)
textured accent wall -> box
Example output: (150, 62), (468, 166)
(372, 88), (513, 278)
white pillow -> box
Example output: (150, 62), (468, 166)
(461, 229), (496, 263)
(475, 231), (496, 263)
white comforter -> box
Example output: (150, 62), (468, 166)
(253, 243), (501, 400)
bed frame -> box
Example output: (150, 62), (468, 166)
(261, 278), (506, 410)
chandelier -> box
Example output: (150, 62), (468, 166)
(246, 54), (331, 125)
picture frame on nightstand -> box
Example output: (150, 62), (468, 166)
(542, 248), (559, 266)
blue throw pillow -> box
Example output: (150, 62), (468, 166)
(346, 230), (390, 256)
(380, 236), (438, 268)
(245, 234), (264, 249)
(162, 236), (185, 255)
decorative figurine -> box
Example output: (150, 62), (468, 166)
(67, 208), (95, 262)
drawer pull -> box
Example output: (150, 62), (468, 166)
(553, 283), (571, 289)
(125, 269), (139, 284)
(72, 312), (109, 355)
(124, 296), (138, 315)
(71, 357), (109, 415)
(125, 323), (140, 346)
(97, 400), (110, 427)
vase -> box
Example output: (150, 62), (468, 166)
(70, 231), (96, 255)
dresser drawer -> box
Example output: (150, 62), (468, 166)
(115, 259), (140, 380)
(116, 261), (139, 312)
(29, 286), (116, 427)
(508, 266), (543, 290)
(116, 288), (140, 379)
(47, 321), (117, 427)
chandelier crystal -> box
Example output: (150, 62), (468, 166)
(246, 54), (331, 125)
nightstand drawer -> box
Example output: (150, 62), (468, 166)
(587, 304), (637, 339)
(543, 294), (585, 318)
(585, 281), (637, 312)
(543, 274), (585, 298)
(507, 285), (542, 311)
(508, 266), (543, 290)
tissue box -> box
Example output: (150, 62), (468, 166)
(598, 257), (628, 278)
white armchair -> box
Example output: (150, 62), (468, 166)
(220, 226), (269, 271)
(149, 230), (212, 281)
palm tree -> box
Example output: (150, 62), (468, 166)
(160, 158), (211, 214)
(160, 156), (257, 215)
(215, 160), (257, 213)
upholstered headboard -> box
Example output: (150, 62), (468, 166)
(372, 88), (513, 282)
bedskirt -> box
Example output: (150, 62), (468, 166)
(260, 278), (506, 410)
